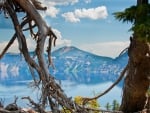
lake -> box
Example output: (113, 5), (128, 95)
(0, 80), (122, 109)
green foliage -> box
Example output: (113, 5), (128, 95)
(74, 96), (100, 113)
(114, 4), (150, 24)
(105, 102), (111, 110)
(114, 4), (150, 41)
(114, 6), (137, 23)
(147, 88), (150, 96)
(62, 107), (72, 113)
(62, 96), (100, 113)
(112, 100), (120, 111)
(105, 99), (120, 111)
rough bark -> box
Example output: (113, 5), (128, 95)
(120, 0), (150, 112)
(120, 37), (150, 112)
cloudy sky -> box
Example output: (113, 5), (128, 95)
(0, 0), (136, 58)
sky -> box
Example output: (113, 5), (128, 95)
(0, 0), (137, 58)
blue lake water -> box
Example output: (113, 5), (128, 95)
(0, 80), (122, 109)
(0, 50), (126, 109)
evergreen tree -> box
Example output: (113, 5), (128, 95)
(112, 100), (119, 111)
(114, 0), (150, 112)
(105, 102), (111, 110)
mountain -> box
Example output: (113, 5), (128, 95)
(0, 46), (128, 85)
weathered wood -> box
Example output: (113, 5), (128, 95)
(2, 0), (149, 113)
(0, 1), (89, 112)
(120, 38), (150, 112)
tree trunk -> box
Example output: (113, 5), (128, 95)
(120, 0), (150, 112)
(120, 37), (150, 112)
(137, 0), (148, 5)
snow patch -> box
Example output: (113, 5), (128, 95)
(0, 63), (9, 79)
(10, 65), (19, 77)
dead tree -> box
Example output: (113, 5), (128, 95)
(0, 0), (90, 112)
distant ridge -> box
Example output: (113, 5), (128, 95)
(52, 46), (113, 60)
(0, 46), (128, 85)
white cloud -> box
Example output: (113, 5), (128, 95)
(39, 1), (59, 18)
(75, 6), (108, 20)
(45, 6), (59, 18)
(0, 38), (36, 53)
(0, 40), (19, 53)
(0, 29), (71, 53)
(62, 6), (108, 23)
(41, 0), (79, 6)
(52, 28), (72, 46)
(0, 37), (129, 58)
(79, 41), (130, 58)
(62, 12), (80, 23)
(0, 36), (129, 58)
(39, 0), (79, 18)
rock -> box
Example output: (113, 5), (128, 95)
(5, 103), (18, 111)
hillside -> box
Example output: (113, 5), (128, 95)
(0, 46), (128, 85)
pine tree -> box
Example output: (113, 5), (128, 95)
(114, 0), (150, 112)
(105, 102), (111, 110)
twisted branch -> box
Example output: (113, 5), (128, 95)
(83, 63), (129, 105)
(0, 1), (89, 112)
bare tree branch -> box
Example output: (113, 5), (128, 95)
(0, 1), (94, 112)
(83, 63), (129, 105)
